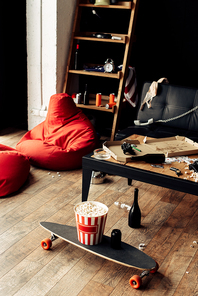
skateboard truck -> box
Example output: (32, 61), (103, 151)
(129, 262), (159, 289)
(140, 270), (150, 278)
(50, 233), (58, 242)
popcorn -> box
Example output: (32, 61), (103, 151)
(74, 201), (108, 245)
(114, 201), (131, 211)
(114, 201), (120, 206)
(139, 243), (146, 251)
(75, 201), (108, 217)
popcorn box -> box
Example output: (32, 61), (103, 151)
(74, 201), (108, 245)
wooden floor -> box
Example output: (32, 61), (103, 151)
(0, 128), (198, 296)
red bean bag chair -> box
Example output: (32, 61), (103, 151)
(0, 144), (30, 197)
(16, 93), (98, 170)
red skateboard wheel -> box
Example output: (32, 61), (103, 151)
(150, 261), (159, 274)
(129, 275), (142, 289)
(41, 238), (52, 250)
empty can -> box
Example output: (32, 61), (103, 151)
(96, 93), (102, 107)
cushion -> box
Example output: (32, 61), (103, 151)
(0, 144), (30, 197)
(16, 93), (98, 170)
(137, 82), (198, 131)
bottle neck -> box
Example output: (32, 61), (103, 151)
(133, 188), (138, 203)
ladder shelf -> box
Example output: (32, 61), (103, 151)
(63, 0), (139, 140)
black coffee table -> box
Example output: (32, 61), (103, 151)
(82, 152), (198, 202)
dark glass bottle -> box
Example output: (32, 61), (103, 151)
(128, 188), (141, 228)
(74, 42), (80, 70)
(83, 84), (89, 105)
(131, 153), (165, 164)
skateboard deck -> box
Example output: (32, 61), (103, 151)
(40, 222), (157, 273)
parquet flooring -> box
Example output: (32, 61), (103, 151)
(0, 128), (198, 295)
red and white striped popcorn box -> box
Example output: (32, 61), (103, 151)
(74, 201), (108, 245)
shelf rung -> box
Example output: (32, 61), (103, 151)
(69, 70), (121, 79)
(79, 2), (132, 9)
(74, 36), (127, 44)
(76, 103), (116, 113)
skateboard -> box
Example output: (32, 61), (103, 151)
(40, 222), (159, 289)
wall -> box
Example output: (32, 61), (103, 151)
(27, 0), (76, 130)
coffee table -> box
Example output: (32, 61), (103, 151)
(82, 135), (198, 202)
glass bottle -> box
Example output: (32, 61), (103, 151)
(74, 41), (80, 70)
(128, 188), (141, 228)
(83, 84), (89, 105)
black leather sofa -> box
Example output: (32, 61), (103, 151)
(116, 82), (198, 143)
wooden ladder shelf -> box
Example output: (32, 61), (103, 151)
(63, 0), (139, 140)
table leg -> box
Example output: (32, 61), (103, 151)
(128, 178), (132, 186)
(82, 168), (92, 202)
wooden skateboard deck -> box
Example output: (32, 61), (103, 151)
(40, 222), (158, 289)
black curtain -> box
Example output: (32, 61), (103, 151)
(0, 1), (27, 130)
(131, 0), (198, 90)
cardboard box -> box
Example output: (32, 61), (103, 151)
(103, 139), (156, 162)
(103, 136), (198, 162)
